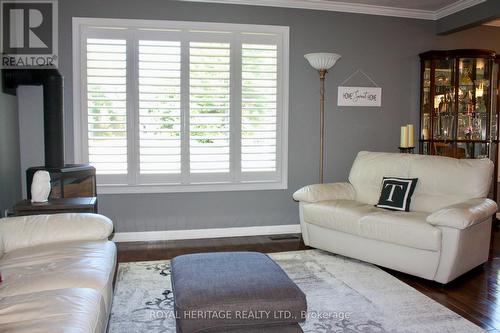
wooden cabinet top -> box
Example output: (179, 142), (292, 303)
(14, 197), (97, 213)
(419, 49), (497, 59)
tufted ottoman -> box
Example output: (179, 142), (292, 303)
(171, 252), (307, 333)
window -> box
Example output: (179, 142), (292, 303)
(73, 18), (289, 193)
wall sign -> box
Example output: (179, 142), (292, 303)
(337, 86), (382, 107)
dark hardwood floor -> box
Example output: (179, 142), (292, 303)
(382, 225), (500, 333)
(117, 226), (500, 332)
(117, 234), (307, 262)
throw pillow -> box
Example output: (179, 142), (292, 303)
(376, 177), (418, 212)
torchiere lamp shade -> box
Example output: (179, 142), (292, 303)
(304, 53), (341, 71)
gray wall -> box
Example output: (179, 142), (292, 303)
(435, 25), (500, 51)
(16, 0), (500, 232)
(0, 91), (21, 215)
(436, 0), (500, 34)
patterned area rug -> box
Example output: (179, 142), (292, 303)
(108, 249), (485, 333)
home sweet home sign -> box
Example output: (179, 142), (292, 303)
(337, 86), (382, 107)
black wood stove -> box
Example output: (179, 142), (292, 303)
(3, 68), (96, 199)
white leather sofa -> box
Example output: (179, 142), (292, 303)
(0, 213), (116, 332)
(293, 151), (498, 283)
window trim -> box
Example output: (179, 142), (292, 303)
(72, 17), (289, 194)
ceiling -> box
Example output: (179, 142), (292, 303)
(176, 0), (486, 20)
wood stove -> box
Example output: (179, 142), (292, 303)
(3, 68), (97, 200)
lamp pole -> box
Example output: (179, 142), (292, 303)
(304, 52), (341, 184)
(319, 69), (327, 184)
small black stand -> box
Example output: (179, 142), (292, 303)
(398, 146), (415, 154)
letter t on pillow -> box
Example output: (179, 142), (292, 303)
(376, 177), (418, 211)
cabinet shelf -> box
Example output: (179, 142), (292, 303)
(419, 139), (495, 143)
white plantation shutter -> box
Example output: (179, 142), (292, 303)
(138, 40), (182, 176)
(75, 19), (288, 192)
(241, 44), (278, 173)
(86, 38), (128, 175)
(189, 42), (231, 174)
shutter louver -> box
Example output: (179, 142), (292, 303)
(78, 20), (288, 192)
(138, 40), (182, 174)
(189, 42), (231, 174)
(86, 38), (128, 175)
(241, 44), (278, 172)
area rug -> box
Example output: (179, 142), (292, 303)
(108, 249), (485, 333)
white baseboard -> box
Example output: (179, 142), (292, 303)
(111, 224), (301, 242)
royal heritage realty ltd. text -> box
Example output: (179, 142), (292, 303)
(149, 310), (352, 321)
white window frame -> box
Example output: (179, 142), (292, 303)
(73, 17), (289, 194)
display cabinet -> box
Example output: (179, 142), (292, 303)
(419, 50), (499, 198)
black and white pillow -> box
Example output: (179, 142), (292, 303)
(376, 177), (418, 212)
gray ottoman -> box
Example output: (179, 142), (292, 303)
(171, 252), (307, 333)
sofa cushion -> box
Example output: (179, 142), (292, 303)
(349, 151), (410, 205)
(348, 151), (494, 213)
(409, 155), (493, 212)
(302, 200), (379, 236)
(0, 240), (116, 309)
(0, 288), (106, 333)
(359, 211), (441, 251)
(302, 200), (440, 251)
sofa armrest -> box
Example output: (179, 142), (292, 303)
(293, 182), (355, 203)
(426, 198), (497, 229)
(0, 213), (114, 253)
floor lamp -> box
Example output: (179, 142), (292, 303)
(304, 53), (341, 183)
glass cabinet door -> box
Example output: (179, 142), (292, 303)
(433, 58), (455, 140)
(420, 50), (498, 162)
(432, 142), (455, 157)
(421, 60), (431, 141)
(419, 50), (499, 203)
(491, 60), (499, 141)
(456, 142), (489, 158)
(457, 58), (490, 140)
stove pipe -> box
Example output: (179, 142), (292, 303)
(2, 68), (64, 168)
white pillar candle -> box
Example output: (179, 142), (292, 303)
(407, 124), (414, 147)
(400, 126), (408, 148)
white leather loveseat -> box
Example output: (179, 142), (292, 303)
(293, 151), (497, 283)
(0, 213), (116, 332)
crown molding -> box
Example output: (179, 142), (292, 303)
(434, 0), (486, 20)
(174, 0), (433, 19)
(173, 0), (486, 20)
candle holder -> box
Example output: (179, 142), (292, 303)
(399, 147), (415, 154)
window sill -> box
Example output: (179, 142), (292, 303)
(97, 181), (287, 194)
